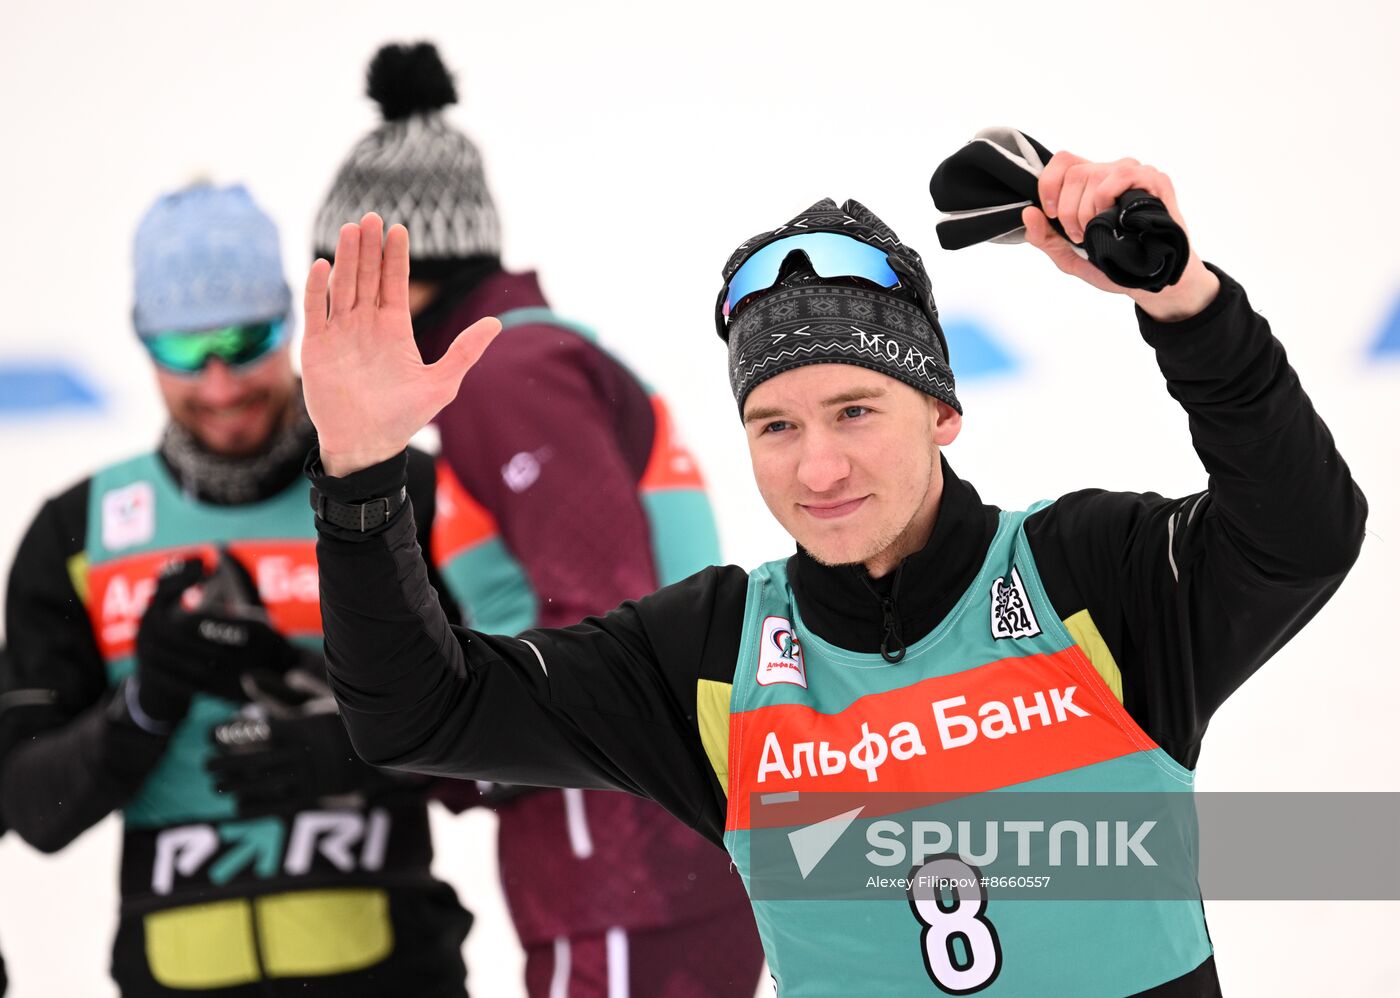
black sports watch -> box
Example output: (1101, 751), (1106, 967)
(309, 484), (408, 531)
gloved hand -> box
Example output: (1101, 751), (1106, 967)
(132, 557), (300, 727)
(207, 708), (413, 814)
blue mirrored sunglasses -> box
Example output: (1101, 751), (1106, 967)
(723, 232), (900, 318)
(144, 319), (288, 375)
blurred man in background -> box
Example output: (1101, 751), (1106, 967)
(0, 184), (474, 996)
(310, 42), (764, 996)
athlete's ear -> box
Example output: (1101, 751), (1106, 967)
(931, 398), (961, 447)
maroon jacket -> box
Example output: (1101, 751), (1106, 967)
(418, 270), (751, 942)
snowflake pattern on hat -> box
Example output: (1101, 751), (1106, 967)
(313, 116), (500, 264)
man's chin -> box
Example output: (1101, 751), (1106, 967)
(194, 433), (269, 458)
(187, 416), (279, 458)
(178, 395), (292, 457)
(797, 536), (877, 569)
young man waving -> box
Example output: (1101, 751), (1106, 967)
(299, 154), (1365, 996)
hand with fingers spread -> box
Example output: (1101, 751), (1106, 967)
(301, 212), (502, 477)
(1022, 153), (1220, 321)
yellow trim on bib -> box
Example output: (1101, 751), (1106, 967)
(145, 899), (260, 989)
(144, 888), (393, 986)
(1063, 609), (1124, 704)
(696, 679), (734, 796)
(67, 552), (89, 604)
(257, 888), (393, 977)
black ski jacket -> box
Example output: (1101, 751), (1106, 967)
(308, 266), (1366, 997)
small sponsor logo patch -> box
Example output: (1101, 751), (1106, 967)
(990, 566), (1040, 640)
(758, 615), (808, 688)
(101, 482), (155, 551)
(501, 448), (553, 494)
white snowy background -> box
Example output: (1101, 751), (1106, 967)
(2, 1), (1398, 994)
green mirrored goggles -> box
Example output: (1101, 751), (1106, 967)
(144, 319), (288, 374)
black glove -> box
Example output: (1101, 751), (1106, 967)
(930, 126), (1058, 250)
(207, 709), (411, 814)
(132, 556), (300, 726)
(929, 126), (1189, 292)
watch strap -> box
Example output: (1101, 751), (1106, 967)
(309, 484), (408, 531)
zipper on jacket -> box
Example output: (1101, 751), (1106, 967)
(859, 564), (908, 663)
(879, 597), (907, 663)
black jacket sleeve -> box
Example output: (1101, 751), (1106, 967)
(0, 482), (169, 851)
(1026, 265), (1367, 768)
(404, 445), (462, 627)
(311, 450), (745, 845)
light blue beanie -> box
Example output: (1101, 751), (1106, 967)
(132, 183), (291, 337)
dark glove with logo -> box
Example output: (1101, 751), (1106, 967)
(207, 707), (412, 815)
(929, 126), (1189, 291)
(131, 557), (300, 727)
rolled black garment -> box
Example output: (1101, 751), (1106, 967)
(930, 126), (1189, 290)
(1081, 187), (1189, 291)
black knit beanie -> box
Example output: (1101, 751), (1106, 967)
(718, 199), (960, 415)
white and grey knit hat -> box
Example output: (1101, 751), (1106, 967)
(312, 42), (500, 277)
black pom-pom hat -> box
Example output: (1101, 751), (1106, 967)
(312, 41), (500, 271)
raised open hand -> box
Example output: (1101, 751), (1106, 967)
(302, 213), (501, 476)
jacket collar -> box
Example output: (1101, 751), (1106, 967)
(787, 457), (998, 657)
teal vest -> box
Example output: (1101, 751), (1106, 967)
(722, 509), (1211, 997)
(86, 454), (320, 825)
(82, 453), (426, 904)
